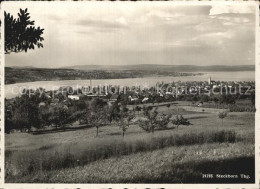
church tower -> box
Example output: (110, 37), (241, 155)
(208, 76), (211, 85)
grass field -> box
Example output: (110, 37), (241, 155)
(5, 104), (255, 183)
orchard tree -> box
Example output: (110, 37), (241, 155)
(139, 107), (158, 133)
(13, 90), (42, 131)
(5, 90), (41, 132)
(117, 110), (135, 137)
(12, 110), (30, 132)
(70, 110), (87, 125)
(107, 102), (121, 124)
(50, 106), (72, 129)
(89, 109), (107, 137)
(139, 107), (171, 133)
(88, 98), (108, 137)
(156, 113), (171, 130)
(40, 109), (52, 127)
(4, 8), (44, 54)
(218, 111), (228, 127)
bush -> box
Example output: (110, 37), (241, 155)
(156, 114), (171, 129)
(172, 115), (190, 128)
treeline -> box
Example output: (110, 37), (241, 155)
(117, 92), (255, 112)
(176, 93), (254, 104)
(5, 89), (186, 135)
(5, 91), (118, 134)
(177, 93), (255, 112)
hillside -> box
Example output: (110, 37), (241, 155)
(5, 67), (202, 84)
(64, 64), (255, 72)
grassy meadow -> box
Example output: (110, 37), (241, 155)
(5, 103), (255, 183)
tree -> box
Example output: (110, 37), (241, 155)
(154, 95), (162, 105)
(88, 98), (108, 137)
(250, 91), (255, 106)
(68, 110), (87, 125)
(89, 110), (107, 137)
(5, 90), (41, 133)
(40, 109), (52, 127)
(118, 94), (129, 106)
(117, 110), (135, 137)
(200, 95), (210, 103)
(76, 100), (87, 111)
(219, 94), (235, 104)
(218, 111), (228, 127)
(156, 114), (171, 130)
(4, 8), (44, 54)
(135, 106), (142, 114)
(12, 90), (42, 132)
(50, 106), (72, 129)
(143, 105), (153, 112)
(12, 110), (30, 132)
(122, 105), (129, 114)
(139, 107), (158, 133)
(107, 102), (121, 124)
(5, 104), (13, 134)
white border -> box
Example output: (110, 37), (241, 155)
(0, 0), (5, 186)
(255, 2), (260, 188)
(0, 1), (259, 188)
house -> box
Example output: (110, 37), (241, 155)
(110, 94), (119, 102)
(197, 102), (203, 107)
(38, 102), (46, 107)
(68, 95), (80, 100)
(45, 91), (52, 98)
(129, 95), (139, 102)
(142, 97), (149, 103)
(156, 91), (164, 97)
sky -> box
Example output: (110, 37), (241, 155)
(3, 2), (256, 68)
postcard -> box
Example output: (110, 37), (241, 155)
(0, 1), (259, 188)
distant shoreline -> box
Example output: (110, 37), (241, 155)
(8, 64), (255, 72)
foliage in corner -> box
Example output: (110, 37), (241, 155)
(5, 8), (44, 54)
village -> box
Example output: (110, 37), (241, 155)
(34, 77), (255, 107)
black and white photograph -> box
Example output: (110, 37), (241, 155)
(0, 1), (259, 186)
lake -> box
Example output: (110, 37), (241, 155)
(5, 71), (255, 99)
